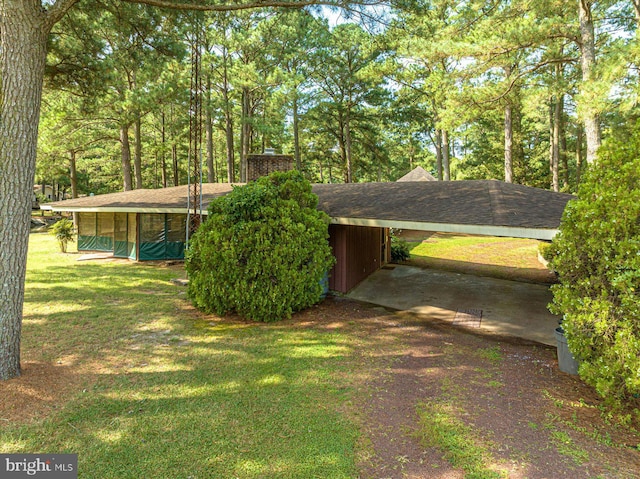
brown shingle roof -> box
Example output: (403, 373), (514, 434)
(46, 180), (573, 235)
(313, 180), (573, 230)
(45, 184), (235, 211)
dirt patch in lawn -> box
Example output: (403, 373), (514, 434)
(0, 361), (93, 424)
(350, 309), (640, 478)
(290, 297), (640, 479)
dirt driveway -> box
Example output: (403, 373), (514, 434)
(320, 298), (640, 479)
(341, 232), (640, 478)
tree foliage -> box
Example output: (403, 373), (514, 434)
(546, 124), (640, 403)
(186, 171), (335, 322)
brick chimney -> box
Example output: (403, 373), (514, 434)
(246, 151), (294, 181)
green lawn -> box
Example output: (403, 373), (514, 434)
(1, 234), (362, 478)
(403, 232), (555, 283)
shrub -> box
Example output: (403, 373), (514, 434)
(50, 218), (75, 253)
(390, 231), (411, 262)
(185, 171), (335, 322)
(546, 129), (640, 403)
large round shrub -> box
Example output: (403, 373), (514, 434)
(186, 171), (335, 322)
(546, 129), (640, 402)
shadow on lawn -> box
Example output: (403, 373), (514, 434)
(16, 263), (374, 477)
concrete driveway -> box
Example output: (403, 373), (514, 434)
(347, 265), (560, 346)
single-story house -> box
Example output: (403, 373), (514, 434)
(43, 180), (573, 293)
(34, 184), (68, 202)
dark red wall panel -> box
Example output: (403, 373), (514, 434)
(328, 224), (387, 293)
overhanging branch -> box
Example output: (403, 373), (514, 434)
(45, 0), (82, 30)
(120, 0), (384, 12)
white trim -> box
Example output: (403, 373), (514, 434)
(39, 207), (558, 240)
(40, 205), (207, 215)
(330, 217), (558, 240)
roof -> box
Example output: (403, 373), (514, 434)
(42, 183), (235, 214)
(396, 166), (437, 182)
(314, 181), (573, 239)
(44, 180), (574, 240)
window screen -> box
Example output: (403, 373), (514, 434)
(78, 213), (96, 236)
(166, 214), (187, 242)
(97, 212), (114, 236)
(140, 214), (165, 243)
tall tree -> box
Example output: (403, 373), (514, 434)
(0, 0), (375, 381)
(309, 22), (386, 182)
(577, 0), (601, 164)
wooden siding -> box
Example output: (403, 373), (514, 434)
(328, 224), (388, 293)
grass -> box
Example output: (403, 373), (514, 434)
(1, 234), (362, 478)
(476, 346), (503, 364)
(415, 401), (506, 479)
(403, 233), (554, 283)
(407, 235), (540, 267)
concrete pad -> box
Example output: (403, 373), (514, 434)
(347, 265), (560, 346)
(76, 252), (114, 261)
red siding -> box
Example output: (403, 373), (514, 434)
(328, 224), (388, 293)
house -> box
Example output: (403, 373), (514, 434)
(396, 166), (437, 182)
(42, 180), (573, 293)
(34, 185), (68, 202)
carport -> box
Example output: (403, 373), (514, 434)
(313, 180), (573, 345)
(314, 180), (573, 294)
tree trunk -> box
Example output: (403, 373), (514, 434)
(222, 47), (235, 183)
(442, 130), (451, 181)
(575, 124), (584, 186)
(69, 150), (78, 198)
(206, 98), (215, 183)
(560, 99), (568, 189)
(172, 143), (179, 186)
(69, 150), (79, 226)
(225, 111), (235, 183)
(0, 1), (50, 380)
(578, 0), (601, 164)
(552, 95), (561, 192)
(504, 103), (513, 183)
(240, 88), (251, 182)
(292, 91), (302, 171)
(134, 114), (143, 189)
(632, 0), (640, 26)
(435, 128), (443, 181)
(161, 111), (167, 187)
(344, 111), (354, 183)
(120, 124), (133, 191)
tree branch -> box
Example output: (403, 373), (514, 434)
(119, 0), (381, 12)
(44, 0), (82, 30)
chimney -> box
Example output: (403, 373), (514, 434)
(246, 152), (294, 181)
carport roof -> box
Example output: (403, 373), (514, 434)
(44, 180), (574, 240)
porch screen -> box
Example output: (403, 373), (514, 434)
(128, 213), (137, 259)
(139, 213), (187, 260)
(96, 212), (114, 251)
(166, 214), (186, 259)
(77, 212), (97, 251)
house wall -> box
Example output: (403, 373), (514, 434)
(328, 224), (389, 293)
